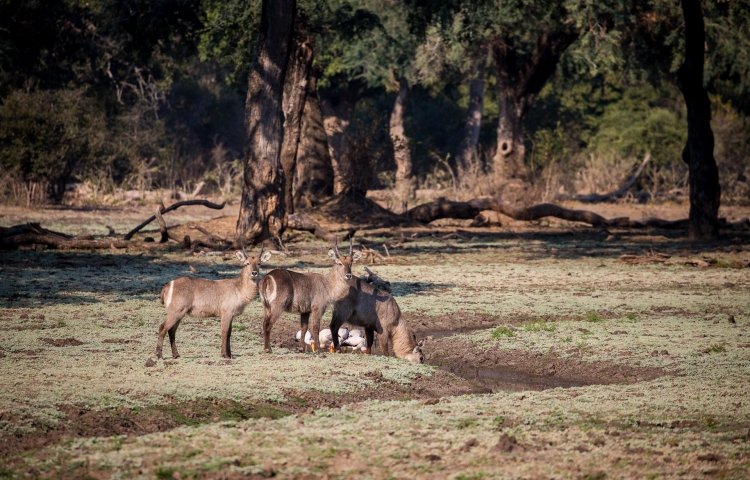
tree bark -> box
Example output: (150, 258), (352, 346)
(492, 89), (526, 180)
(491, 24), (578, 183)
(294, 73), (334, 209)
(456, 48), (487, 180)
(677, 0), (720, 240)
(321, 92), (358, 195)
(279, 27), (313, 216)
(390, 77), (415, 212)
(236, 0), (296, 245)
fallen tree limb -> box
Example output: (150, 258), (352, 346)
(0, 223), (130, 249)
(402, 197), (713, 229)
(123, 199), (226, 240)
(572, 153), (652, 203)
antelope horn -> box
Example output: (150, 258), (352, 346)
(258, 243), (264, 260)
(334, 237), (341, 258)
(241, 244), (249, 260)
(348, 235), (353, 256)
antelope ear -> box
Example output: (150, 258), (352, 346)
(328, 249), (337, 259)
(235, 250), (246, 262)
(260, 251), (272, 263)
(351, 250), (362, 262)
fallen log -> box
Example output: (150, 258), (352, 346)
(402, 197), (702, 229)
(0, 223), (130, 250)
(123, 199), (226, 240)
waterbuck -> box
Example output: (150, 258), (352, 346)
(258, 239), (361, 353)
(330, 276), (424, 363)
(156, 248), (272, 359)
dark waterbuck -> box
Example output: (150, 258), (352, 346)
(330, 276), (424, 363)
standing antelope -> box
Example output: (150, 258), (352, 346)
(156, 248), (271, 359)
(330, 275), (424, 363)
(258, 239), (361, 353)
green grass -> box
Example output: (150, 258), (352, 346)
(1, 221), (750, 479)
(522, 320), (557, 333)
(491, 326), (516, 338)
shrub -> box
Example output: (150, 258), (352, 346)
(0, 88), (106, 203)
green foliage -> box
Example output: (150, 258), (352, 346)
(587, 85), (686, 169)
(155, 466), (177, 480)
(198, 0), (261, 88)
(585, 311), (604, 323)
(491, 326), (516, 339)
(0, 89), (106, 201)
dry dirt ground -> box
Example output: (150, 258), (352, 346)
(1, 200), (749, 479)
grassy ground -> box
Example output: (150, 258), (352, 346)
(1, 204), (749, 478)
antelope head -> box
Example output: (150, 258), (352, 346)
(327, 236), (362, 281)
(404, 338), (425, 364)
(235, 246), (272, 280)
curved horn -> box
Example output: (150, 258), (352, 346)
(258, 243), (264, 260)
(334, 237), (341, 258)
(348, 235), (353, 256)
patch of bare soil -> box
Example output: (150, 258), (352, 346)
(424, 335), (666, 393)
(406, 312), (527, 336)
(39, 337), (84, 347)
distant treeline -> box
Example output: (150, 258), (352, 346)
(0, 0), (748, 204)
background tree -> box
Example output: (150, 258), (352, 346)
(677, 0), (720, 239)
(236, 0), (296, 244)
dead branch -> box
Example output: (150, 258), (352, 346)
(188, 223), (230, 245)
(286, 213), (356, 242)
(154, 206), (169, 243)
(123, 199), (226, 240)
(572, 153), (652, 203)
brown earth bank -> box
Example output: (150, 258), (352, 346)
(0, 368), (479, 462)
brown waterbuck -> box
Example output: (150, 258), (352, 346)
(258, 239), (361, 353)
(330, 275), (424, 363)
(156, 248), (272, 359)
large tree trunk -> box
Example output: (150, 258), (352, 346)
(279, 28), (313, 215)
(456, 48), (487, 180)
(321, 95), (357, 195)
(390, 77), (415, 212)
(294, 73), (334, 209)
(491, 24), (578, 184)
(236, 0), (296, 244)
(677, 0), (720, 240)
(492, 88), (526, 180)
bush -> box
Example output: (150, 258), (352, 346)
(0, 89), (106, 203)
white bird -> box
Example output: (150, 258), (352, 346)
(295, 328), (351, 347)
